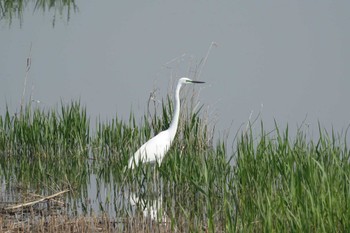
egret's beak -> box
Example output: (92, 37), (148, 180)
(190, 80), (205, 84)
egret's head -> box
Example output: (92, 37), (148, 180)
(179, 77), (205, 85)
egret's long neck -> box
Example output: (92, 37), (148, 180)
(168, 82), (182, 140)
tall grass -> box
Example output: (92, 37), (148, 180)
(1, 98), (350, 232)
(233, 124), (350, 232)
(0, 101), (90, 202)
(0, 0), (78, 27)
(0, 101), (89, 157)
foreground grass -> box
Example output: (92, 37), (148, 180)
(0, 101), (349, 232)
(234, 126), (350, 232)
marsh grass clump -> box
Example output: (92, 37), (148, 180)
(0, 101), (90, 202)
(159, 142), (229, 232)
(1, 96), (350, 232)
(0, 101), (89, 157)
(233, 124), (350, 232)
(91, 114), (141, 167)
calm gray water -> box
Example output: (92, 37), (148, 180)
(1, 0), (350, 219)
(1, 1), (350, 138)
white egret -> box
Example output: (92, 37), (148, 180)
(127, 77), (205, 169)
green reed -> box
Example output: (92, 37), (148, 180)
(1, 0), (78, 27)
(1, 99), (349, 232)
(233, 124), (350, 232)
(0, 101), (89, 157)
(0, 101), (90, 203)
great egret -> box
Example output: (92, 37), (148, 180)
(127, 77), (205, 169)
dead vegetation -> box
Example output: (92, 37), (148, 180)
(0, 189), (173, 233)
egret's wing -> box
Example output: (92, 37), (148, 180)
(128, 130), (171, 169)
(139, 131), (171, 163)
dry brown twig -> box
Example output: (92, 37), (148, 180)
(20, 43), (32, 113)
(4, 189), (69, 211)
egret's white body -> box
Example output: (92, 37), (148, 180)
(127, 77), (205, 169)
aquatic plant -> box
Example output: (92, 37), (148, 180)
(0, 99), (349, 232)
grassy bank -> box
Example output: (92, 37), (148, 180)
(0, 101), (349, 232)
